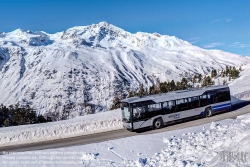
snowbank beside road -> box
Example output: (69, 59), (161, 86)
(1, 107), (249, 166)
(0, 109), (122, 147)
(127, 112), (250, 166)
(229, 63), (250, 102)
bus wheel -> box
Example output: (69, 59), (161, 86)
(154, 118), (163, 129)
(205, 108), (213, 117)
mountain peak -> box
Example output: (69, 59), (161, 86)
(0, 22), (249, 116)
(96, 21), (109, 27)
(1, 23), (195, 49)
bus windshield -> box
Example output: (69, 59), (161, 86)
(121, 107), (131, 122)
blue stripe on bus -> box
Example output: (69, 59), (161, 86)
(200, 103), (231, 115)
(212, 103), (231, 112)
(212, 103), (231, 108)
(212, 105), (231, 110)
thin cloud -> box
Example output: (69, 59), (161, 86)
(203, 42), (225, 48)
(228, 42), (250, 48)
(226, 19), (233, 22)
(188, 37), (200, 44)
(210, 19), (221, 24)
(210, 18), (233, 24)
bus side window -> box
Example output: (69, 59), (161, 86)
(162, 101), (175, 114)
(200, 95), (207, 107)
(176, 98), (188, 111)
(188, 98), (194, 109)
(217, 89), (231, 102)
(207, 93), (211, 104)
(214, 93), (219, 103)
(207, 92), (216, 104)
(169, 101), (175, 113)
(162, 102), (169, 113)
(148, 103), (161, 112)
(148, 105), (153, 112)
(188, 96), (199, 109)
(193, 96), (200, 108)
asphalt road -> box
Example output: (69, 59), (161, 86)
(0, 102), (249, 154)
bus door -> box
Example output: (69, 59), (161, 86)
(207, 92), (217, 108)
(163, 99), (186, 122)
(162, 100), (177, 122)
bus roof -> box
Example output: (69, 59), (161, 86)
(122, 85), (229, 104)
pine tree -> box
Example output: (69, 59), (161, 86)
(211, 69), (217, 78)
(225, 66), (229, 76)
(180, 77), (188, 90)
(170, 80), (176, 91)
(3, 118), (11, 127)
(37, 115), (47, 123)
(175, 81), (181, 90)
(198, 74), (202, 83)
(127, 90), (134, 98)
(137, 84), (146, 97)
(202, 76), (214, 86)
(110, 97), (121, 110)
(12, 107), (25, 125)
(149, 85), (155, 95)
(2, 106), (9, 118)
(160, 81), (168, 93)
(230, 66), (240, 79)
(192, 75), (197, 84)
(166, 81), (171, 92)
(211, 70), (214, 78)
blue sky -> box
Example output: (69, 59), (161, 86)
(0, 0), (249, 56)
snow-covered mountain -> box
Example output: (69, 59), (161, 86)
(0, 22), (249, 118)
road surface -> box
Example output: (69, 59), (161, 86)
(0, 102), (249, 154)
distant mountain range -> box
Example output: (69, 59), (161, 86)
(0, 22), (249, 118)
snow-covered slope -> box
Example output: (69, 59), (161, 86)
(229, 64), (250, 100)
(0, 22), (249, 117)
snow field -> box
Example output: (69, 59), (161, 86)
(1, 110), (249, 166)
(71, 112), (250, 166)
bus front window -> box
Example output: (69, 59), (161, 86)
(122, 107), (131, 122)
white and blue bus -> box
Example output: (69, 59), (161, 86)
(121, 85), (231, 131)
